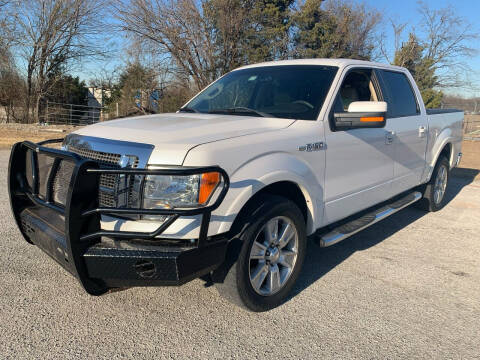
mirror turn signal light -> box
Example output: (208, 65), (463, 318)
(360, 116), (384, 122)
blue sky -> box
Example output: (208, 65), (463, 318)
(74, 0), (480, 97)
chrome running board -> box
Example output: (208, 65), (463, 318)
(318, 191), (422, 247)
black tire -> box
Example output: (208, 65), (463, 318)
(416, 156), (450, 212)
(215, 194), (307, 312)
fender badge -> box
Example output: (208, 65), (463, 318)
(299, 142), (325, 152)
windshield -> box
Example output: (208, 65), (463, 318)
(184, 65), (338, 120)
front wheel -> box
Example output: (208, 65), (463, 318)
(215, 195), (307, 312)
(416, 156), (450, 212)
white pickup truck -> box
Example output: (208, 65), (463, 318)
(9, 59), (463, 311)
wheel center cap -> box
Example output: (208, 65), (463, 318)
(265, 247), (280, 263)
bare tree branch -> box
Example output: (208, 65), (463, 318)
(417, 0), (479, 89)
(10, 0), (108, 122)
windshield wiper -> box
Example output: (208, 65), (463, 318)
(208, 107), (274, 118)
(178, 106), (200, 113)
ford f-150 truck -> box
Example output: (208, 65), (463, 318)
(9, 59), (463, 311)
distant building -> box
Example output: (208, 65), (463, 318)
(87, 87), (112, 121)
(87, 87), (111, 108)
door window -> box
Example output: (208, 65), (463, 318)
(336, 69), (379, 111)
(379, 70), (419, 118)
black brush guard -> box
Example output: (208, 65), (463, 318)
(8, 139), (230, 295)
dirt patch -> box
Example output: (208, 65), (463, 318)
(464, 114), (480, 138)
(459, 140), (480, 170)
(454, 140), (480, 181)
(0, 123), (80, 149)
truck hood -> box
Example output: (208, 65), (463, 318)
(73, 112), (295, 164)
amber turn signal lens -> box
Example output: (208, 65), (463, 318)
(360, 116), (384, 122)
(199, 172), (220, 204)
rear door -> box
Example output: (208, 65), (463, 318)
(323, 67), (395, 225)
(378, 70), (428, 194)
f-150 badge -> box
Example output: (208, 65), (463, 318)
(298, 142), (325, 152)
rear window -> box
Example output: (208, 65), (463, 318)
(380, 70), (419, 118)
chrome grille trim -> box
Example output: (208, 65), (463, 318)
(63, 134), (154, 210)
(63, 134), (153, 168)
(68, 147), (122, 165)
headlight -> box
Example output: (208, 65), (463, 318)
(143, 172), (220, 211)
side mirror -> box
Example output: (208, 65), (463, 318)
(333, 101), (387, 130)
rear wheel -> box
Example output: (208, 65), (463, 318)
(416, 156), (450, 212)
(215, 195), (307, 312)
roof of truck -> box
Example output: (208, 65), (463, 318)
(236, 58), (406, 72)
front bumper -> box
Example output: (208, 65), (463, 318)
(8, 140), (230, 294)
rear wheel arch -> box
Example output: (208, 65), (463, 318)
(439, 143), (452, 167)
(427, 141), (453, 182)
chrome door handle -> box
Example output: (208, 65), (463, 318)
(419, 126), (427, 138)
(385, 131), (395, 145)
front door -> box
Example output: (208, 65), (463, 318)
(323, 67), (395, 225)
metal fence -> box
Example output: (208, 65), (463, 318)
(464, 115), (480, 140)
(42, 101), (104, 125)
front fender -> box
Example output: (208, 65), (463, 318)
(213, 152), (323, 236)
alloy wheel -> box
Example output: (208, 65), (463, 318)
(434, 164), (448, 205)
(248, 216), (299, 296)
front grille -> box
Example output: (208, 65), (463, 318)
(68, 146), (139, 209)
(68, 147), (122, 165)
(53, 160), (75, 205)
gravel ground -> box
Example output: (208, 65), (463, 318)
(0, 149), (479, 359)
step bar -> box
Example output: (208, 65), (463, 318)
(317, 191), (422, 247)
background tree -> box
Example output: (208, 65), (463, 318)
(116, 0), (219, 92)
(101, 62), (160, 117)
(442, 94), (480, 113)
(117, 0), (383, 93)
(418, 1), (478, 89)
(0, 65), (25, 123)
(384, 1), (478, 107)
(293, 0), (381, 60)
(44, 74), (89, 106)
(10, 0), (106, 122)
(203, 0), (251, 74)
(0, 0), (25, 122)
(0, 0), (11, 66)
(394, 33), (443, 108)
(292, 0), (337, 58)
(244, 0), (294, 63)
